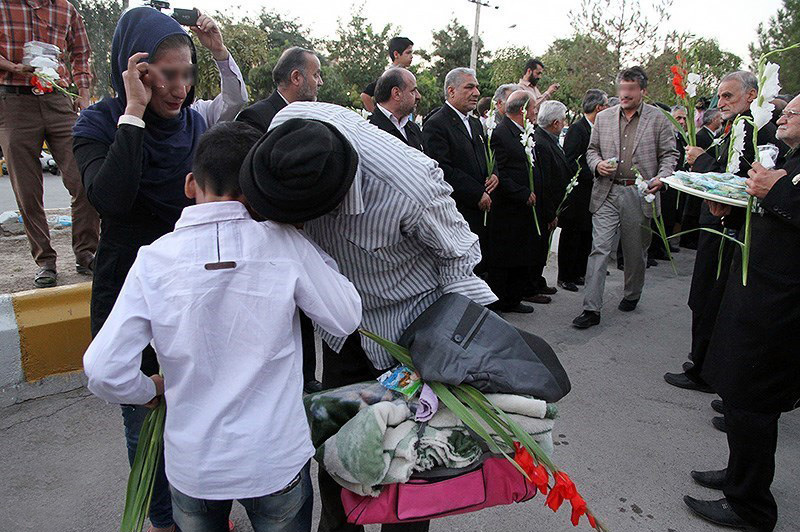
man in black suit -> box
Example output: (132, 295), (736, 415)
(529, 99), (570, 301)
(684, 94), (800, 532)
(665, 71), (786, 400)
(368, 68), (423, 151)
(236, 46), (325, 394)
(236, 46), (323, 133)
(486, 91), (541, 313)
(559, 89), (608, 291)
(680, 109), (722, 249)
(423, 67), (498, 266)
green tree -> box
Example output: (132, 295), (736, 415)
(644, 38), (742, 105)
(412, 66), (441, 118)
(749, 0), (800, 94)
(540, 34), (618, 116)
(569, 0), (674, 72)
(429, 19), (489, 88)
(324, 7), (395, 107)
(73, 0), (124, 98)
(489, 46), (530, 88)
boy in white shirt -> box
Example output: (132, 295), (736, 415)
(84, 122), (362, 532)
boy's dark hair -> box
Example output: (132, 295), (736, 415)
(617, 66), (648, 89)
(477, 96), (492, 116)
(388, 37), (413, 61)
(192, 122), (262, 196)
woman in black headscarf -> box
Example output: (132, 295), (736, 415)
(73, 7), (246, 531)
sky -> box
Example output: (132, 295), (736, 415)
(141, 0), (783, 64)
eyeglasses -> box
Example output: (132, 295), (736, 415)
(781, 109), (800, 120)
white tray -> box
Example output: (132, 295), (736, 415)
(661, 176), (749, 208)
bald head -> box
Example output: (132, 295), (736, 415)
(505, 90), (537, 126)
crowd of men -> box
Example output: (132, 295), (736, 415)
(1, 2), (799, 531)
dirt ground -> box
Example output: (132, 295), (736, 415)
(0, 229), (91, 294)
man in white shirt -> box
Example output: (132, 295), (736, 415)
(84, 122), (362, 532)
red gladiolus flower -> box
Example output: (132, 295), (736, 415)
(570, 493), (589, 526)
(31, 75), (53, 94)
(513, 442), (550, 494)
(545, 471), (577, 512)
(587, 512), (598, 528)
(670, 65), (687, 99)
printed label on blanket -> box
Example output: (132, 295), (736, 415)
(378, 365), (422, 397)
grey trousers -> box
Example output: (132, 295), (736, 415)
(583, 184), (652, 312)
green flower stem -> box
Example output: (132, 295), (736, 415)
(652, 202), (677, 275)
(528, 166), (541, 236)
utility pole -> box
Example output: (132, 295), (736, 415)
(467, 0), (498, 71)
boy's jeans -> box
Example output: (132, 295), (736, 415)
(121, 405), (174, 528)
(170, 461), (313, 532)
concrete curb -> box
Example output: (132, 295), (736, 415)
(0, 282), (91, 406)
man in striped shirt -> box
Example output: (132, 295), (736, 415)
(0, 0), (99, 287)
(269, 102), (497, 532)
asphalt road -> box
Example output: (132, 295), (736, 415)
(0, 173), (71, 213)
(1, 250), (798, 532)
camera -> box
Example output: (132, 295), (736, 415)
(145, 1), (199, 26)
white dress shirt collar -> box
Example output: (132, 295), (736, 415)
(276, 90), (290, 105)
(174, 201), (252, 230)
(446, 101), (473, 138)
(376, 103), (409, 140)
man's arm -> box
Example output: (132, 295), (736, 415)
(411, 177), (497, 305)
(83, 261), (157, 405)
(66, 5), (92, 110)
(654, 115), (680, 180)
(294, 234), (363, 338)
(585, 118), (604, 176)
(422, 120), (487, 208)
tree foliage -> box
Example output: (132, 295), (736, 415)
(749, 0), (800, 95)
(569, 0), (674, 71)
(489, 46), (530, 88)
(73, 0), (123, 98)
(541, 35), (618, 116)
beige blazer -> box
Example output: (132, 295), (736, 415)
(586, 103), (679, 216)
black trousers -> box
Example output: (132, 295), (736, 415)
(723, 405), (781, 531)
(557, 227), (592, 282)
(487, 265), (527, 309)
(318, 333), (430, 532)
(300, 312), (317, 384)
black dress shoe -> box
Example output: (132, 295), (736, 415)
(647, 257), (658, 267)
(683, 496), (751, 529)
(711, 399), (725, 414)
(503, 303), (534, 314)
(618, 297), (639, 312)
(522, 294), (551, 304)
(575, 277), (585, 286)
(557, 280), (579, 292)
(303, 380), (323, 394)
(538, 285), (558, 295)
(663, 372), (715, 393)
(572, 311), (600, 329)
(691, 468), (727, 490)
(712, 416), (727, 433)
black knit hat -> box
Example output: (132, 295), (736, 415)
(239, 118), (359, 223)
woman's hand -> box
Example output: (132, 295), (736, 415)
(191, 11), (228, 61)
(122, 52), (164, 118)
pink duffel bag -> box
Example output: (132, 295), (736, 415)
(341, 456), (537, 524)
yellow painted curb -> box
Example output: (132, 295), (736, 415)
(12, 282), (92, 382)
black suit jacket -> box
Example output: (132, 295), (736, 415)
(696, 126), (715, 151)
(368, 108), (423, 151)
(560, 117), (593, 230)
(534, 125), (570, 224)
(703, 150), (800, 412)
(487, 116), (541, 267)
(422, 104), (490, 231)
(235, 91), (287, 133)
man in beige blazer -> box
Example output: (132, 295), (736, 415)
(573, 66), (679, 328)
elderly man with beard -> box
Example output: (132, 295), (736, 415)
(683, 94), (800, 532)
(368, 67), (423, 151)
(423, 67), (499, 269)
(663, 72), (786, 408)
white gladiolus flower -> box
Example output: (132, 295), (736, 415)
(750, 100), (775, 130)
(686, 72), (701, 98)
(727, 119), (747, 174)
(751, 62), (781, 130)
(486, 110), (497, 139)
(635, 176), (655, 203)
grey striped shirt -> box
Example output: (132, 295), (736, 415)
(271, 102), (497, 369)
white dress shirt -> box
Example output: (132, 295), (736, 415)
(84, 201), (362, 500)
(376, 103), (409, 140)
(446, 101), (473, 138)
(271, 102), (497, 369)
